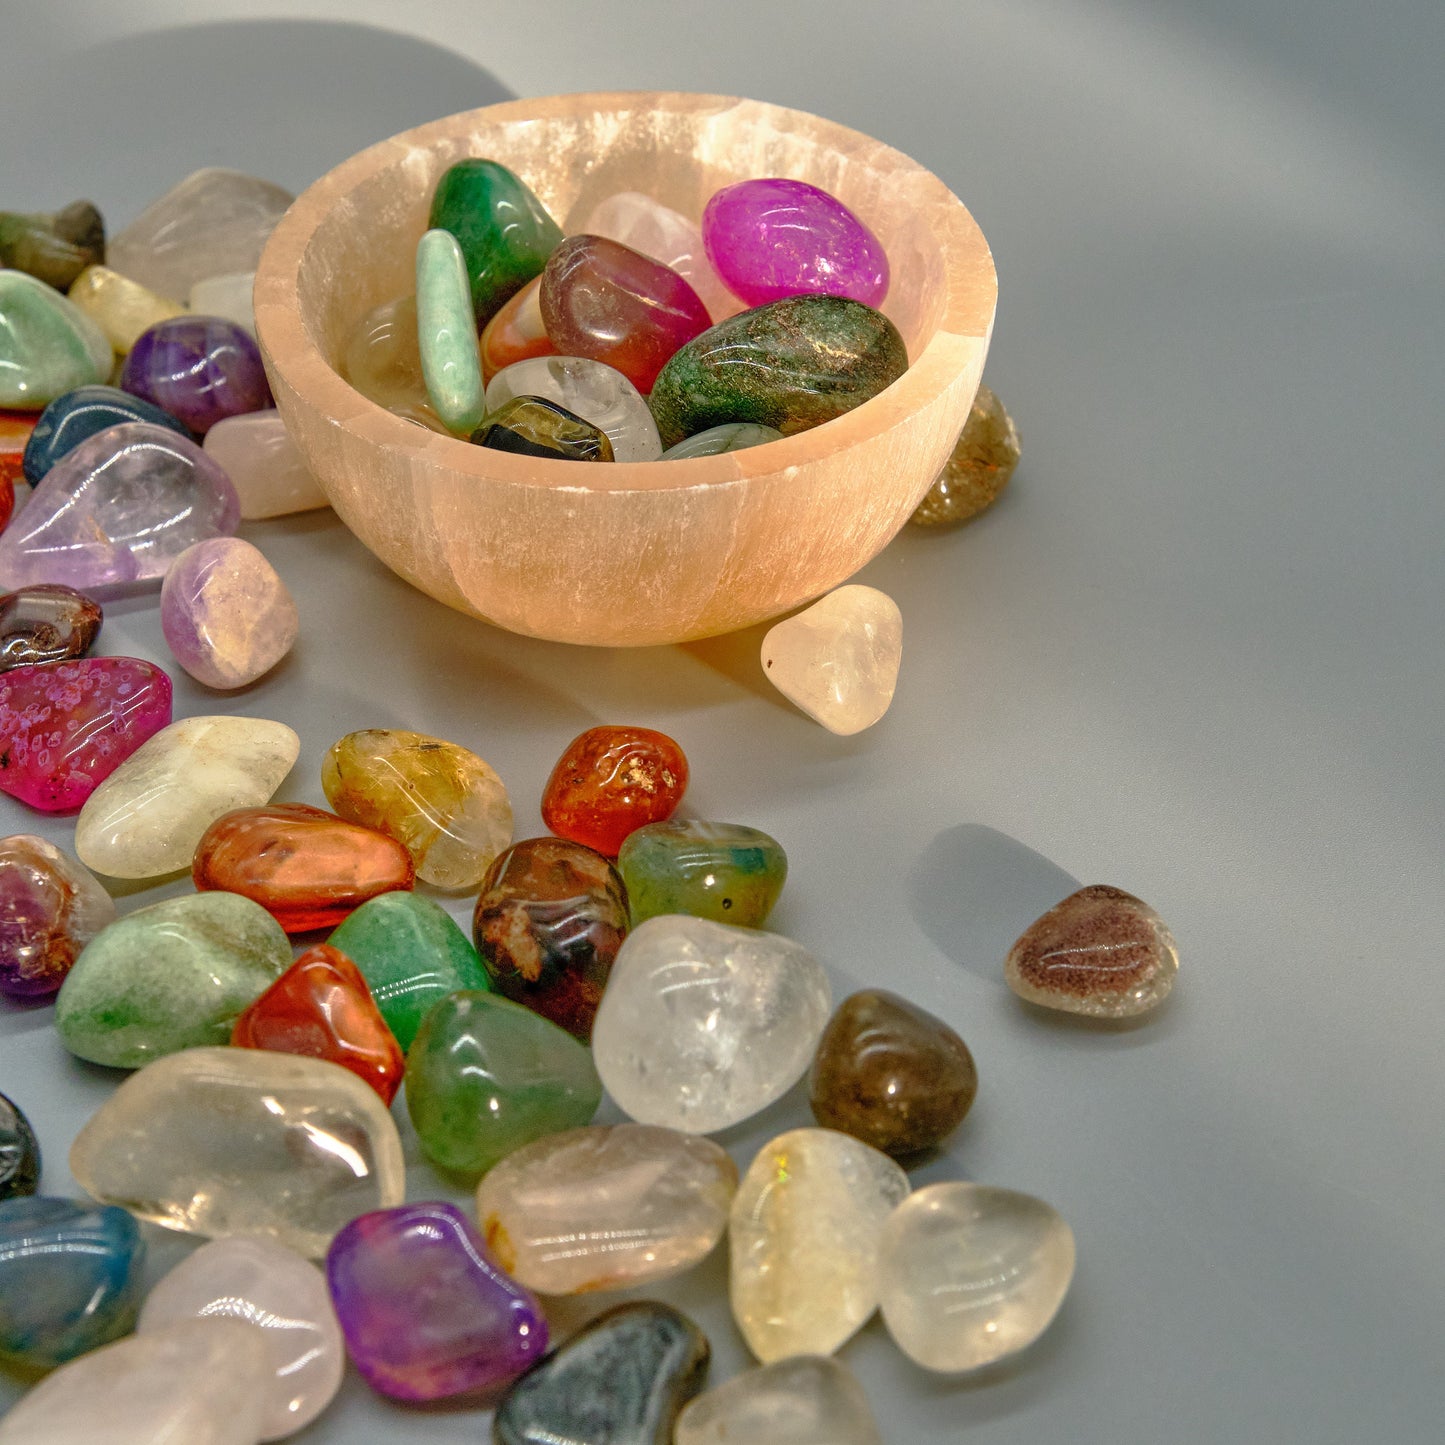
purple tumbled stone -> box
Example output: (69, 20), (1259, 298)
(0, 423), (240, 594)
(120, 315), (272, 434)
(702, 177), (890, 309)
(326, 1201), (547, 1402)
(0, 835), (117, 998)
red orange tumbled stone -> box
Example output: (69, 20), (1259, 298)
(540, 726), (688, 857)
(231, 944), (405, 1103)
(191, 802), (415, 932)
(479, 277), (556, 383)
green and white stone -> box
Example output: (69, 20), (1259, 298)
(0, 268), (111, 409)
(415, 228), (484, 433)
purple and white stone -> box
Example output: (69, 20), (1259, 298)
(121, 315), (272, 434)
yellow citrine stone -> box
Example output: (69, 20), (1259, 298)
(69, 265), (186, 354)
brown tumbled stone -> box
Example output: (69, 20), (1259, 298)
(908, 383), (1019, 528)
(1004, 884), (1178, 1018)
(808, 989), (977, 1157)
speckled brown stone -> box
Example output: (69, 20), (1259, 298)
(1004, 884), (1178, 1018)
(908, 383), (1019, 528)
(809, 989), (977, 1157)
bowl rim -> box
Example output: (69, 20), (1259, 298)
(254, 89), (997, 495)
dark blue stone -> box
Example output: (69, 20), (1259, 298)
(493, 1302), (709, 1445)
(22, 384), (191, 484)
(0, 1091), (40, 1198)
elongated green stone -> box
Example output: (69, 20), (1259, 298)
(0, 269), (111, 410)
(648, 295), (908, 449)
(415, 228), (485, 434)
(327, 891), (489, 1051)
(405, 991), (601, 1175)
(54, 892), (291, 1068)
(427, 159), (562, 325)
(618, 820), (788, 928)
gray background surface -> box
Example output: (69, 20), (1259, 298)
(2, 1), (1443, 1440)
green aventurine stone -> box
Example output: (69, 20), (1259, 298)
(54, 892), (290, 1068)
(327, 891), (489, 1052)
(618, 820), (788, 928)
(648, 294), (909, 449)
(0, 269), (111, 409)
(405, 991), (601, 1175)
(0, 201), (105, 291)
(428, 159), (563, 325)
(415, 227), (485, 433)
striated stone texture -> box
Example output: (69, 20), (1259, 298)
(476, 1124), (737, 1295)
(618, 820), (786, 929)
(0, 200), (104, 292)
(0, 1092), (40, 1198)
(1005, 884), (1179, 1018)
(0, 585), (103, 671)
(68, 265), (186, 354)
(485, 355), (661, 462)
(202, 409), (329, 519)
(21, 384), (189, 485)
(0, 834), (116, 998)
(674, 1356), (884, 1445)
(480, 277), (555, 381)
(121, 315), (272, 435)
(70, 1047), (405, 1257)
(909, 383), (1020, 528)
(0, 268), (111, 409)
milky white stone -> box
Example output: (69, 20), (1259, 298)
(70, 1048), (405, 1258)
(877, 1182), (1076, 1372)
(591, 915), (831, 1134)
(573, 191), (739, 321)
(109, 168), (294, 304)
(189, 271), (257, 334)
(730, 1128), (908, 1362)
(74, 715), (299, 878)
(475, 1123), (737, 1294)
(675, 1355), (883, 1445)
(486, 356), (662, 462)
(139, 1238), (344, 1440)
(761, 584), (902, 735)
(202, 409), (328, 520)
(0, 1317), (271, 1445)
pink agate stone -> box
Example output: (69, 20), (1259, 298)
(0, 656), (172, 811)
(702, 178), (890, 309)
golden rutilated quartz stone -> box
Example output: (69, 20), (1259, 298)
(909, 382), (1019, 528)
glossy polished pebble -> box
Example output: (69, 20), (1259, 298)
(541, 725), (688, 857)
(0, 581), (102, 679)
(761, 584), (902, 735)
(138, 1237), (344, 1440)
(70, 1047), (405, 1257)
(326, 1201), (547, 1401)
(1005, 884), (1179, 1018)
(909, 383), (1020, 527)
(809, 990), (977, 1156)
(0, 269), (111, 409)
(592, 915), (832, 1133)
(0, 422), (241, 593)
(405, 991), (601, 1175)
(0, 1092), (40, 1198)
(0, 200), (104, 291)
(472, 394), (614, 461)
(202, 409), (329, 519)
(480, 276), (555, 381)
(0, 1196), (143, 1368)
(661, 422), (783, 460)
(649, 294), (908, 449)
(189, 271), (256, 335)
(877, 1182), (1076, 1371)
(618, 820), (786, 928)
(21, 383), (189, 485)
(340, 293), (448, 432)
(428, 158), (563, 324)
(68, 265), (186, 353)
(473, 836), (628, 1040)
(477, 1124), (736, 1295)
(486, 355), (661, 462)
(540, 235), (710, 393)
(161, 536), (298, 689)
(674, 1356), (883, 1445)
(0, 1317), (271, 1445)
(108, 167), (293, 303)
(0, 834), (116, 999)
(321, 727), (513, 890)
(121, 315), (272, 435)
(416, 228), (486, 434)
(0, 411), (32, 500)
(0, 656), (171, 811)
(74, 714), (299, 879)
(730, 1128), (908, 1361)
(55, 891), (290, 1067)
(494, 1302), (708, 1445)
(703, 178), (889, 309)
(327, 891), (489, 1051)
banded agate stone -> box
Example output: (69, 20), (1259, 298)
(618, 819), (787, 928)
(121, 315), (272, 435)
(473, 395), (613, 461)
(0, 200), (104, 291)
(0, 834), (115, 998)
(0, 1092), (40, 1198)
(485, 355), (661, 462)
(202, 409), (329, 519)
(480, 277), (555, 381)
(0, 269), (111, 408)
(68, 265), (185, 354)
(22, 384), (189, 485)
(675, 1356), (884, 1445)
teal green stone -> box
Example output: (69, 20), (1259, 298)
(328, 891), (489, 1052)
(648, 295), (908, 449)
(0, 269), (111, 410)
(427, 159), (563, 325)
(53, 892), (290, 1069)
(660, 422), (783, 460)
(405, 991), (601, 1176)
(617, 820), (788, 928)
(415, 228), (485, 433)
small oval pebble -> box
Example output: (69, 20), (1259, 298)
(21, 383), (189, 484)
(618, 819), (787, 929)
(202, 409), (329, 519)
(473, 394), (614, 461)
(909, 383), (1020, 528)
(486, 355), (662, 462)
(674, 1356), (883, 1445)
(121, 314), (272, 434)
(661, 422), (783, 460)
(0, 199), (104, 292)
(0, 584), (102, 669)
(0, 1092), (41, 1198)
(415, 227), (485, 434)
(0, 834), (116, 999)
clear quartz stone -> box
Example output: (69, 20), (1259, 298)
(675, 1356), (883, 1445)
(485, 356), (662, 462)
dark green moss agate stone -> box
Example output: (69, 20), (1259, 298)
(648, 294), (909, 449)
(493, 1301), (709, 1445)
(0, 1091), (40, 1199)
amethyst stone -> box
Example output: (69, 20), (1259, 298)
(121, 315), (272, 434)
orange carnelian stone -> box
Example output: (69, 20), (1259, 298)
(192, 802), (415, 933)
(540, 725), (688, 857)
(479, 276), (556, 383)
(232, 944), (405, 1103)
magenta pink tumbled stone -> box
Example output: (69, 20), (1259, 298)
(702, 178), (890, 309)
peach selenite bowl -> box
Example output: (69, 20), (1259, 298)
(254, 91), (997, 647)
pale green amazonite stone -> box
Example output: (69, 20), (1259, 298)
(0, 268), (111, 409)
(415, 228), (484, 433)
(55, 891), (291, 1067)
